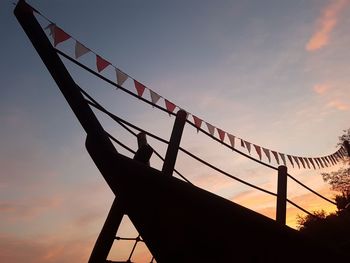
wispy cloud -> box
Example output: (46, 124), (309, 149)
(313, 83), (330, 95)
(327, 99), (349, 110)
(306, 0), (349, 51)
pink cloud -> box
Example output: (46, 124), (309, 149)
(313, 83), (330, 95)
(327, 99), (349, 110)
(0, 235), (92, 263)
(306, 0), (349, 51)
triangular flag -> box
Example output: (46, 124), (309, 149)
(53, 26), (71, 47)
(133, 80), (146, 97)
(272, 151), (279, 164)
(96, 55), (110, 72)
(165, 99), (176, 113)
(314, 158), (321, 169)
(293, 156), (300, 169)
(308, 158), (316, 169)
(240, 139), (245, 148)
(304, 158), (310, 169)
(227, 134), (235, 149)
(217, 128), (226, 142)
(192, 115), (202, 132)
(116, 69), (128, 86)
(279, 153), (286, 166)
(299, 157), (305, 169)
(287, 155), (294, 168)
(263, 148), (271, 163)
(244, 141), (251, 154)
(44, 23), (55, 36)
(317, 158), (324, 168)
(321, 157), (329, 167)
(75, 41), (90, 59)
(206, 123), (215, 136)
(254, 145), (262, 160)
(150, 90), (161, 105)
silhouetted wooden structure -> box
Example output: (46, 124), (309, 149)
(15, 1), (346, 262)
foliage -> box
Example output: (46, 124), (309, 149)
(297, 129), (350, 254)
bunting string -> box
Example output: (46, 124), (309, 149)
(29, 4), (347, 171)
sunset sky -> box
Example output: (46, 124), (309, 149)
(1, 0), (350, 262)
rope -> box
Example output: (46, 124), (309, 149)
(57, 49), (279, 171)
(286, 199), (316, 217)
(84, 91), (276, 197)
(287, 174), (336, 206)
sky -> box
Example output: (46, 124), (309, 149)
(1, 0), (350, 262)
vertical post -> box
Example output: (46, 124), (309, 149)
(137, 132), (150, 166)
(162, 110), (187, 177)
(276, 165), (287, 225)
(343, 140), (350, 157)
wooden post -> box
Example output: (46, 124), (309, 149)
(136, 132), (151, 166)
(162, 110), (187, 177)
(344, 140), (350, 157)
(88, 198), (124, 263)
(276, 165), (287, 225)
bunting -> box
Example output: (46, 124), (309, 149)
(53, 25), (71, 47)
(287, 155), (294, 168)
(75, 41), (90, 59)
(228, 134), (235, 148)
(40, 12), (346, 171)
(263, 148), (271, 163)
(254, 145), (262, 160)
(279, 153), (286, 166)
(293, 156), (300, 169)
(134, 80), (146, 97)
(272, 151), (279, 165)
(165, 99), (176, 113)
(244, 141), (251, 154)
(206, 123), (215, 136)
(192, 115), (202, 132)
(116, 69), (128, 86)
(96, 55), (110, 72)
(217, 128), (226, 142)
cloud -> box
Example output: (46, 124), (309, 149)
(313, 83), (330, 95)
(0, 235), (92, 263)
(306, 0), (349, 51)
(327, 99), (349, 110)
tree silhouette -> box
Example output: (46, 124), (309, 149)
(297, 129), (350, 254)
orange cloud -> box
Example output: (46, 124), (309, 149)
(313, 83), (330, 95)
(327, 99), (349, 110)
(306, 0), (349, 51)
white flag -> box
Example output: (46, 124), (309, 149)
(150, 90), (161, 105)
(75, 41), (90, 59)
(206, 123), (215, 136)
(116, 69), (128, 86)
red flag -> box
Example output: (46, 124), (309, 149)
(254, 145), (262, 160)
(165, 99), (176, 113)
(96, 55), (110, 72)
(192, 115), (202, 131)
(53, 26), (71, 47)
(217, 128), (226, 142)
(134, 80), (146, 97)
